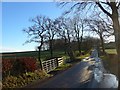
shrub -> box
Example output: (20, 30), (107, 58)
(11, 59), (26, 75)
(2, 59), (14, 78)
(3, 57), (38, 77)
(2, 59), (13, 73)
(18, 57), (37, 72)
(11, 57), (38, 76)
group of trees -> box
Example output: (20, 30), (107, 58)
(60, 1), (120, 88)
(23, 13), (113, 67)
(60, 1), (120, 60)
(23, 1), (120, 83)
(23, 15), (86, 61)
(23, 16), (59, 69)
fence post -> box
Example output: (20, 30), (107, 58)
(56, 58), (58, 67)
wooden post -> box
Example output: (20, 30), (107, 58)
(56, 58), (58, 67)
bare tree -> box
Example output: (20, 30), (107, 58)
(45, 18), (58, 58)
(95, 2), (120, 57)
(60, 0), (120, 57)
(56, 17), (75, 60)
(59, 2), (120, 85)
(71, 15), (87, 54)
(23, 15), (48, 70)
(85, 17), (113, 54)
(56, 17), (68, 54)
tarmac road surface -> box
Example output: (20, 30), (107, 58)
(27, 57), (118, 88)
(29, 59), (96, 88)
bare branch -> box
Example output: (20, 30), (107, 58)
(96, 2), (112, 18)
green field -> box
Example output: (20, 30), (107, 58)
(1, 50), (66, 61)
(105, 49), (117, 54)
(2, 49), (117, 60)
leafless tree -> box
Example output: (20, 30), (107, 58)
(56, 17), (75, 60)
(55, 17), (69, 54)
(85, 17), (113, 54)
(71, 15), (87, 54)
(45, 18), (58, 58)
(59, 1), (120, 59)
(23, 15), (48, 70)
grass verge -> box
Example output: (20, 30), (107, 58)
(2, 69), (50, 88)
(101, 49), (118, 77)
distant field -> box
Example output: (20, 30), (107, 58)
(1, 50), (65, 61)
(105, 49), (117, 54)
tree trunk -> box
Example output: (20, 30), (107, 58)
(49, 40), (53, 58)
(64, 38), (67, 54)
(113, 19), (120, 90)
(77, 38), (81, 54)
(77, 31), (83, 55)
(78, 43), (81, 55)
(112, 16), (120, 60)
(38, 46), (42, 70)
(112, 15), (120, 89)
(78, 38), (82, 55)
(111, 2), (120, 58)
(67, 44), (75, 61)
(100, 34), (105, 54)
(79, 26), (84, 55)
(110, 3), (120, 89)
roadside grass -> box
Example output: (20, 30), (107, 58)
(53, 64), (72, 71)
(105, 49), (117, 54)
(2, 69), (51, 88)
(101, 49), (118, 77)
(79, 53), (90, 59)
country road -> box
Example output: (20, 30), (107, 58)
(25, 49), (118, 88)
(27, 58), (96, 88)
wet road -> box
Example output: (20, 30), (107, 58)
(26, 56), (118, 88)
(31, 59), (95, 88)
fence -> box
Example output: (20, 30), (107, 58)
(42, 57), (63, 73)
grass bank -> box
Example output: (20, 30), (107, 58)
(101, 49), (118, 77)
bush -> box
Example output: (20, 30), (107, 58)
(2, 59), (14, 78)
(16, 57), (37, 72)
(3, 57), (38, 78)
(2, 59), (13, 73)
